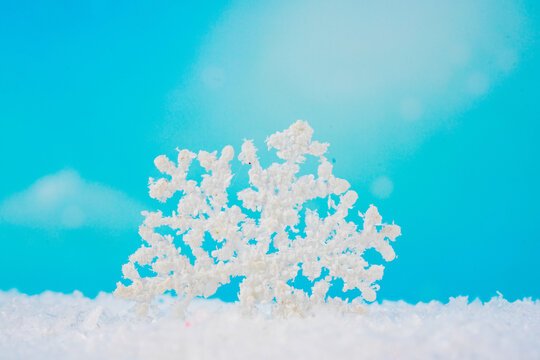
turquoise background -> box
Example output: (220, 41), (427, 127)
(1, 0), (539, 303)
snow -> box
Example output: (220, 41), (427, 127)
(1, 291), (538, 359)
(119, 120), (402, 316)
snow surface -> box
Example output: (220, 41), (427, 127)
(1, 291), (538, 360)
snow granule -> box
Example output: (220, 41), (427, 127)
(0, 290), (538, 359)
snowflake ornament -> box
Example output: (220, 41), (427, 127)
(114, 120), (401, 317)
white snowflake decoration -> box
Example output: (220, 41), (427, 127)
(114, 120), (401, 317)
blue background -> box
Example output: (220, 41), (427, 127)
(1, 0), (538, 303)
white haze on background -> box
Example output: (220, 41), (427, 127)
(165, 0), (528, 189)
(0, 170), (142, 230)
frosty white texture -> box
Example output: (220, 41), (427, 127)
(115, 120), (401, 316)
(2, 291), (539, 360)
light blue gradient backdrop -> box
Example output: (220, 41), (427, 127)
(1, 0), (538, 303)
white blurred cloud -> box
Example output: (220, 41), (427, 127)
(0, 170), (142, 230)
(400, 98), (423, 122)
(201, 66), (226, 90)
(371, 176), (394, 199)
(166, 0), (528, 178)
(466, 72), (490, 96)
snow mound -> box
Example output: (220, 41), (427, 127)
(1, 291), (538, 360)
